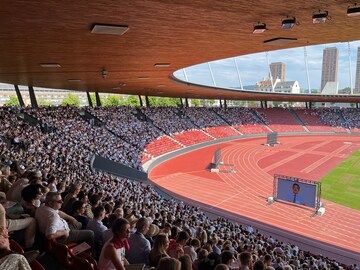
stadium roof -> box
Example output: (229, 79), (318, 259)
(1, 1), (360, 102)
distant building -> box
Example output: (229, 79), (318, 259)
(270, 62), (286, 81)
(321, 47), (339, 92)
(274, 81), (300, 94)
(256, 78), (300, 94)
(256, 78), (277, 92)
(354, 47), (360, 94)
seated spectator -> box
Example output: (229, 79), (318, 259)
(0, 203), (32, 270)
(126, 217), (151, 264)
(98, 218), (130, 270)
(221, 251), (234, 268)
(184, 238), (200, 262)
(193, 249), (208, 270)
(253, 260), (265, 270)
(20, 183), (43, 217)
(179, 254), (192, 270)
(149, 234), (170, 267)
(157, 257), (181, 270)
(0, 171), (12, 193)
(35, 192), (94, 245)
(71, 200), (89, 229)
(86, 205), (107, 257)
(214, 264), (229, 270)
(168, 231), (189, 259)
(62, 183), (81, 214)
(145, 223), (160, 247)
(0, 192), (36, 249)
(239, 252), (252, 270)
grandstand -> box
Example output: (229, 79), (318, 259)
(1, 1), (360, 270)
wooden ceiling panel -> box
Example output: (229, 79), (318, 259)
(0, 0), (360, 102)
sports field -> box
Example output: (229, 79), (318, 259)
(321, 150), (360, 210)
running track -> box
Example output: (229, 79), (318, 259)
(149, 135), (360, 260)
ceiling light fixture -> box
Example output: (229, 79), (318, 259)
(154, 63), (170, 67)
(253, 22), (267, 34)
(91, 24), (129, 36)
(312, 10), (329, 23)
(67, 79), (82, 82)
(347, 4), (360, 17)
(281, 17), (296, 29)
(39, 63), (61, 68)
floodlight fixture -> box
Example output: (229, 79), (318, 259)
(253, 22), (267, 34)
(281, 17), (296, 29)
(347, 4), (360, 17)
(312, 10), (329, 23)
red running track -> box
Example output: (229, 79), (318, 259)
(149, 135), (360, 259)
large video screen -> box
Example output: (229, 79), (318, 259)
(276, 178), (317, 208)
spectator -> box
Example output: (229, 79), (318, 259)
(126, 217), (151, 264)
(168, 231), (190, 259)
(98, 218), (130, 270)
(157, 257), (181, 270)
(86, 205), (107, 257)
(35, 192), (94, 245)
(179, 254), (193, 270)
(239, 252), (252, 270)
(149, 233), (170, 267)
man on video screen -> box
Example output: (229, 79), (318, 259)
(287, 183), (302, 204)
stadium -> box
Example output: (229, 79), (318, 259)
(0, 1), (360, 270)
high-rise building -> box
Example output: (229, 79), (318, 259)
(354, 47), (360, 94)
(270, 62), (286, 81)
(320, 47), (339, 92)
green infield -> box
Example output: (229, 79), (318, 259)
(321, 150), (360, 210)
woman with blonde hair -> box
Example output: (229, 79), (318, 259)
(149, 234), (170, 267)
(157, 257), (181, 270)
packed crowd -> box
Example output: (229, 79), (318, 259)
(0, 105), (359, 270)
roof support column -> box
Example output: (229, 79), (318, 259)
(95, 92), (102, 107)
(219, 99), (223, 108)
(138, 95), (143, 107)
(28, 86), (38, 108)
(356, 103), (359, 109)
(180, 98), (184, 107)
(223, 99), (227, 109)
(260, 101), (264, 108)
(264, 101), (268, 108)
(185, 98), (189, 107)
(14, 85), (25, 107)
(86, 92), (93, 107)
(145, 96), (150, 107)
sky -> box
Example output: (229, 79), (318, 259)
(174, 40), (360, 91)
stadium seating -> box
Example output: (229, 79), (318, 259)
(0, 105), (358, 270)
(257, 108), (306, 132)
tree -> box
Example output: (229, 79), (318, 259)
(4, 95), (20, 106)
(38, 98), (53, 107)
(61, 93), (80, 107)
(191, 99), (201, 107)
(124, 95), (140, 106)
(148, 96), (181, 107)
(103, 95), (123, 106)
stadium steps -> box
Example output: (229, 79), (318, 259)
(289, 108), (310, 132)
(79, 110), (104, 127)
(211, 108), (243, 135)
(251, 109), (273, 132)
(167, 135), (185, 147)
(177, 108), (216, 140)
